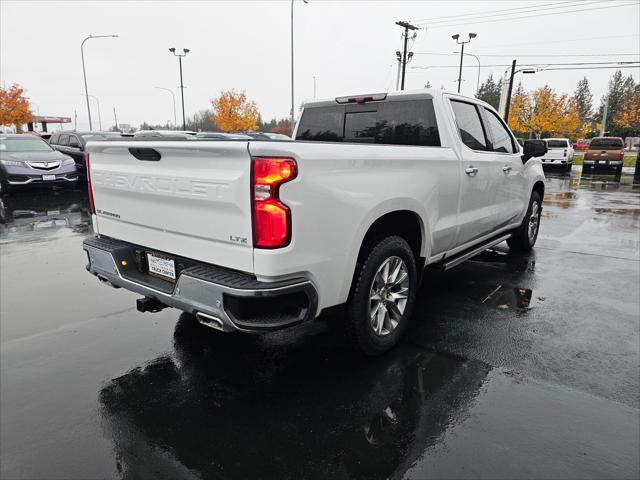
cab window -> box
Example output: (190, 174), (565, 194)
(483, 108), (516, 153)
(450, 100), (487, 151)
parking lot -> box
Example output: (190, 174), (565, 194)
(1, 167), (639, 479)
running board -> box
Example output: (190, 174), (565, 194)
(437, 233), (512, 271)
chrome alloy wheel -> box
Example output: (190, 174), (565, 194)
(528, 201), (540, 243)
(368, 256), (410, 336)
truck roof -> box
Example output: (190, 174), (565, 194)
(301, 88), (493, 111)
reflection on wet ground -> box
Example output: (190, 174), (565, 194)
(0, 187), (91, 241)
(1, 168), (639, 479)
(99, 317), (490, 480)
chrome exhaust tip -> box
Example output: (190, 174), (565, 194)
(196, 312), (225, 331)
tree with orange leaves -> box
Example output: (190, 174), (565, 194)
(270, 119), (292, 137)
(0, 84), (32, 129)
(614, 84), (640, 135)
(210, 90), (259, 132)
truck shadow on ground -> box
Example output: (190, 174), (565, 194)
(97, 248), (541, 480)
(99, 320), (490, 480)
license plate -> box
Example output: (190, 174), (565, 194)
(42, 174), (56, 181)
(147, 252), (176, 281)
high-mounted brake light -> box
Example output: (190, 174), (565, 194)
(335, 92), (387, 104)
(252, 157), (297, 248)
(85, 152), (96, 214)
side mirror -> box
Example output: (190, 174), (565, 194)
(522, 140), (547, 163)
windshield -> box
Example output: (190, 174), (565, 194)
(589, 138), (623, 149)
(546, 140), (568, 148)
(0, 137), (53, 152)
(81, 133), (121, 141)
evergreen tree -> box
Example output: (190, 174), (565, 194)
(573, 77), (593, 125)
(598, 70), (637, 136)
(475, 74), (502, 109)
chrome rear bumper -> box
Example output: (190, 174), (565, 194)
(83, 236), (318, 332)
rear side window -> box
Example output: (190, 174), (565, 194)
(58, 134), (69, 146)
(484, 108), (516, 153)
(546, 139), (569, 148)
(296, 99), (441, 147)
(376, 100), (441, 147)
(450, 100), (487, 151)
(49, 134), (59, 144)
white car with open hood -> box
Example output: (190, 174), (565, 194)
(82, 89), (547, 355)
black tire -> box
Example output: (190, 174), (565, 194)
(565, 163), (572, 173)
(346, 236), (417, 356)
(583, 164), (592, 174)
(507, 191), (542, 253)
(615, 165), (623, 176)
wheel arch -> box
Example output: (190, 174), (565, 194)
(346, 209), (426, 301)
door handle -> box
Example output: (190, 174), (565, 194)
(502, 165), (512, 173)
(465, 166), (479, 175)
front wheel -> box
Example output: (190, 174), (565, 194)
(507, 191), (542, 253)
(346, 236), (417, 356)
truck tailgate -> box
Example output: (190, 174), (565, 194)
(87, 141), (254, 273)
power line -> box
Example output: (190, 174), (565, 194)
(417, 0), (605, 25)
(411, 0), (583, 23)
(412, 52), (640, 58)
(479, 33), (639, 49)
(417, 2), (638, 29)
(410, 61), (640, 69)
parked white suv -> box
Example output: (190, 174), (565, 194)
(541, 138), (574, 172)
(82, 89), (547, 355)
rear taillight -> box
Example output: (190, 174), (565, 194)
(85, 152), (95, 214)
(252, 156), (297, 248)
(583, 152), (589, 160)
(563, 149), (567, 157)
(619, 150), (625, 160)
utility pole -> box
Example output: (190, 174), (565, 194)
(395, 51), (402, 90)
(113, 107), (118, 131)
(395, 21), (418, 91)
(600, 95), (609, 136)
(504, 59), (517, 122)
(313, 76), (317, 99)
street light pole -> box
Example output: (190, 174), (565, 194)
(169, 48), (189, 130)
(90, 95), (102, 130)
(81, 34), (118, 130)
(290, 0), (309, 128)
(155, 87), (177, 127)
(78, 94), (102, 130)
(460, 52), (481, 94)
(313, 76), (317, 99)
(452, 33), (477, 93)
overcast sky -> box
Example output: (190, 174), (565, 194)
(1, 0), (639, 130)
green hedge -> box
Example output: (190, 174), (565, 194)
(571, 154), (637, 167)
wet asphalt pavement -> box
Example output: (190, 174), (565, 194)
(1, 167), (639, 479)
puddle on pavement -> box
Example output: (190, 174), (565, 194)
(481, 285), (535, 310)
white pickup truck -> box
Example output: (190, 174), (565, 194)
(83, 89), (547, 355)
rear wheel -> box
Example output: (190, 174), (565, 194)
(346, 236), (417, 356)
(507, 191), (542, 253)
(565, 163), (572, 173)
